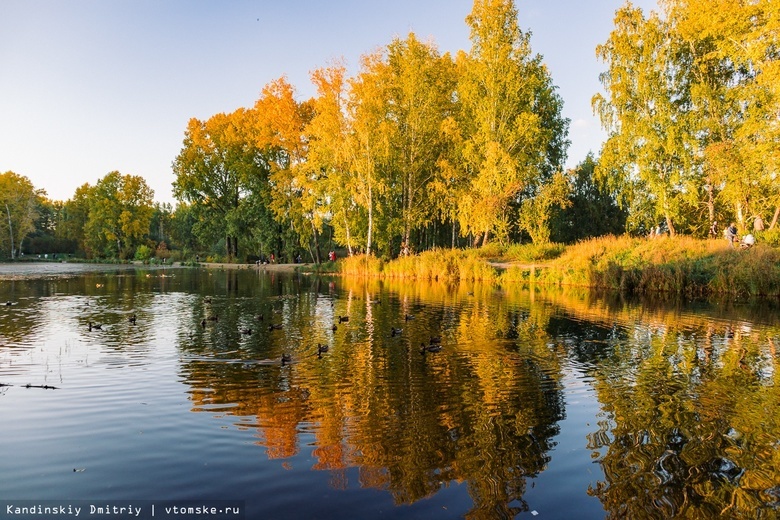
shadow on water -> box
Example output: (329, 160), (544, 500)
(2, 264), (780, 518)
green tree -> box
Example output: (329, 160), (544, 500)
(83, 171), (154, 258)
(550, 154), (627, 243)
(457, 0), (569, 245)
(0, 171), (39, 259)
(60, 183), (91, 255)
(24, 195), (77, 256)
(169, 203), (200, 254)
(149, 202), (173, 247)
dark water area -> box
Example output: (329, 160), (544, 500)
(1, 263), (779, 519)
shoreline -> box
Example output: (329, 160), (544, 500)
(199, 262), (303, 273)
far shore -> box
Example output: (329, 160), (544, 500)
(198, 261), (304, 273)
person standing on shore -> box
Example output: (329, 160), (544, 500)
(754, 215), (765, 232)
(710, 220), (718, 238)
(725, 222), (738, 247)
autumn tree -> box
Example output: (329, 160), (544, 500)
(383, 33), (458, 252)
(254, 78), (323, 262)
(172, 109), (266, 259)
(594, 3), (701, 236)
(668, 0), (780, 231)
(457, 0), (568, 245)
(306, 63), (358, 255)
(344, 50), (394, 256)
(595, 1), (779, 236)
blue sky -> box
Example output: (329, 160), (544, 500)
(0, 0), (658, 204)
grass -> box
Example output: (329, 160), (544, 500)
(330, 235), (780, 298)
(531, 235), (780, 297)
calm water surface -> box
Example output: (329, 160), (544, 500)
(1, 263), (779, 519)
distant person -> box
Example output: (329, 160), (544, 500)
(725, 222), (738, 247)
(710, 220), (718, 238)
(741, 234), (755, 249)
(754, 215), (765, 232)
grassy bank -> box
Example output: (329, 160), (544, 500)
(332, 235), (780, 297)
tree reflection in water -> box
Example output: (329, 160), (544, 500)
(178, 275), (564, 519)
(175, 273), (780, 518)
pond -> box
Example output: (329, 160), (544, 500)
(1, 263), (779, 519)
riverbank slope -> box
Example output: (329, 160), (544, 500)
(327, 235), (780, 297)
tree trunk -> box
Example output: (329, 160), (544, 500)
(736, 201), (745, 229)
(344, 215), (353, 256)
(665, 215), (676, 237)
(225, 236), (238, 258)
(366, 184), (373, 256)
(481, 230), (489, 247)
(5, 203), (14, 259)
(451, 219), (456, 249)
(706, 179), (715, 227)
(311, 222), (322, 264)
(769, 206), (780, 230)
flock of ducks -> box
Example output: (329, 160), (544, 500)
(82, 298), (444, 366)
(87, 312), (138, 332)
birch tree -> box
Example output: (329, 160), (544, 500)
(458, 0), (568, 245)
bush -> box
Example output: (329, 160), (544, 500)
(758, 228), (780, 247)
(134, 245), (152, 262)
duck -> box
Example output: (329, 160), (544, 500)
(255, 314), (264, 321)
(317, 343), (329, 356)
(128, 314), (137, 324)
(331, 324), (338, 332)
(338, 315), (349, 323)
(88, 322), (102, 331)
(204, 297), (212, 304)
(207, 314), (218, 322)
(429, 336), (442, 344)
(420, 342), (442, 354)
(268, 323), (283, 331)
(281, 353), (292, 365)
(390, 327), (403, 337)
(405, 314), (415, 321)
(200, 319), (207, 328)
(240, 328), (252, 335)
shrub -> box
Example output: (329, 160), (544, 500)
(134, 245), (152, 262)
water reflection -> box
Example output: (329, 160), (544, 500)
(1, 265), (779, 518)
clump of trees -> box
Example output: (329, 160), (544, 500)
(594, 0), (779, 236)
(1, 170), (156, 260)
(4, 0), (776, 262)
(170, 0), (570, 261)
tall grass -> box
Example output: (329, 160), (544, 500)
(335, 236), (780, 297)
(340, 249), (499, 282)
(533, 235), (780, 296)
